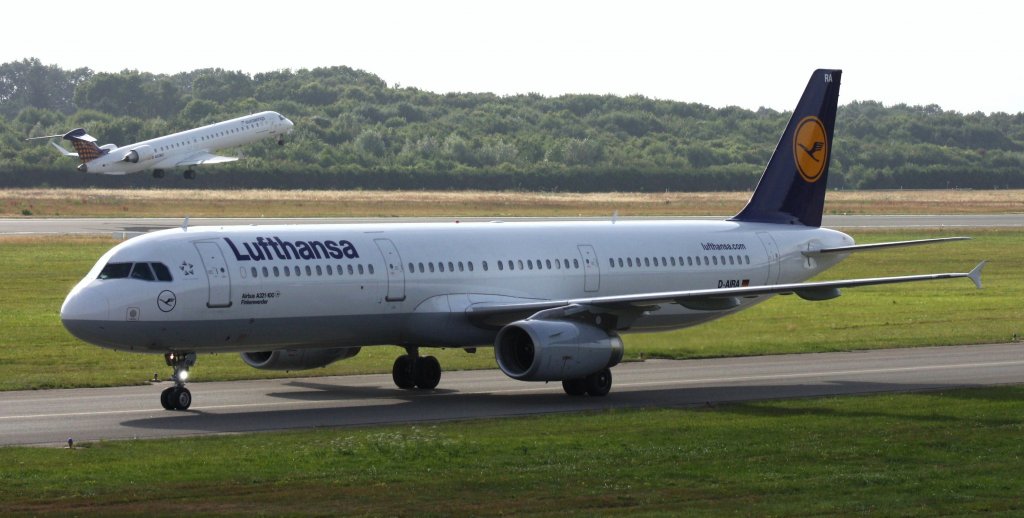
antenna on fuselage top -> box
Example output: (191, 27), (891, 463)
(182, 217), (189, 232)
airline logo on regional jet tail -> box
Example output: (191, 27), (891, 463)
(793, 116), (828, 183)
(224, 236), (359, 262)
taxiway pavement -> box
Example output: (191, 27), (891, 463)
(2, 342), (1021, 447)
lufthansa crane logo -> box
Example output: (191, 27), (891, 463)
(793, 116), (828, 183)
(157, 290), (177, 312)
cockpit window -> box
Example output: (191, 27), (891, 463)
(98, 262), (132, 280)
(152, 262), (173, 281)
(130, 263), (155, 281)
(97, 262), (173, 282)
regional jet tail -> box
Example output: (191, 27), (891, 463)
(27, 111), (294, 179)
(60, 70), (985, 412)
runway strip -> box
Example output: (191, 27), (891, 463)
(1, 214), (1023, 235)
(2, 342), (1021, 447)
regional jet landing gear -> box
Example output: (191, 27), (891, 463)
(391, 347), (442, 390)
(152, 169), (165, 179)
(183, 169), (196, 180)
(560, 368), (613, 397)
(160, 351), (196, 410)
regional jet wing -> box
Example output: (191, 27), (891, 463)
(174, 151), (239, 167)
(466, 262), (986, 329)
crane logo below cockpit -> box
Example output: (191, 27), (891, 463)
(158, 290), (177, 312)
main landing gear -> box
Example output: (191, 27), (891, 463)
(183, 169), (196, 180)
(277, 137), (285, 146)
(560, 368), (613, 397)
(391, 347), (442, 390)
(152, 169), (165, 179)
(160, 351), (196, 410)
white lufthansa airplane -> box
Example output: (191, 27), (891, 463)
(27, 111), (294, 179)
(61, 70), (985, 411)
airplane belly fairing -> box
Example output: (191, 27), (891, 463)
(62, 312), (424, 354)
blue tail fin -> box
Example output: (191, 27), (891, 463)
(731, 69), (841, 227)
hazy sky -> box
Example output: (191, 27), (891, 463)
(4, 0), (1020, 113)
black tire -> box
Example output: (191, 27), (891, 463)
(584, 368), (612, 397)
(562, 378), (587, 396)
(160, 387), (174, 410)
(153, 169), (165, 179)
(184, 170), (196, 180)
(169, 387), (192, 410)
(414, 356), (441, 390)
(392, 355), (416, 389)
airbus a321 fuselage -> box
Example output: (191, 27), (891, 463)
(61, 70), (984, 411)
(28, 111), (294, 179)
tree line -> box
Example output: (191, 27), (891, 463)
(2, 57), (1022, 191)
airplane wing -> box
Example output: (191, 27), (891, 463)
(174, 152), (239, 167)
(465, 262), (986, 329)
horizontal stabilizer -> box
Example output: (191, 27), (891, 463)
(49, 141), (78, 157)
(25, 133), (66, 141)
(803, 237), (970, 256)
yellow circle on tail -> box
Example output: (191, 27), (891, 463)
(793, 116), (828, 183)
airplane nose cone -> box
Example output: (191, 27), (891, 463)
(60, 289), (109, 341)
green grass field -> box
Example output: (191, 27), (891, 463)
(2, 387), (1023, 515)
(0, 229), (1019, 391)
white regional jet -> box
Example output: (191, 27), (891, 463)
(61, 70), (985, 411)
(27, 111), (294, 179)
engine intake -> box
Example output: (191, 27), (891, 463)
(240, 347), (360, 371)
(494, 320), (623, 381)
(122, 144), (155, 164)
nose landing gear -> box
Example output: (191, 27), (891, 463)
(160, 351), (196, 410)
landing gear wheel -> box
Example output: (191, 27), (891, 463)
(183, 169), (196, 180)
(414, 356), (441, 390)
(584, 368), (612, 397)
(277, 137), (285, 146)
(392, 355), (416, 389)
(160, 387), (174, 409)
(562, 378), (587, 396)
(171, 387), (192, 410)
(161, 351), (196, 410)
(153, 169), (165, 179)
(160, 386), (192, 410)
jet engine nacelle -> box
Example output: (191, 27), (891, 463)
(494, 320), (623, 381)
(240, 347), (361, 371)
(122, 144), (155, 164)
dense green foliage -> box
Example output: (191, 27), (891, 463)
(2, 58), (1023, 190)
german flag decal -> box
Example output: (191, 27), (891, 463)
(793, 116), (828, 183)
